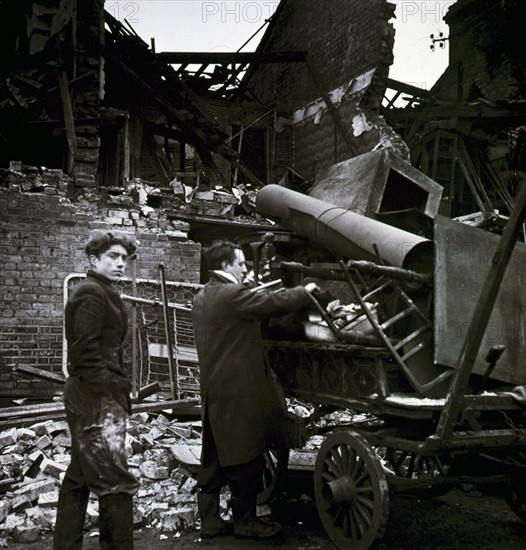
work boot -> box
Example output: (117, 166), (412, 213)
(98, 493), (134, 549)
(231, 493), (281, 539)
(234, 518), (282, 539)
(53, 484), (89, 550)
(197, 491), (234, 539)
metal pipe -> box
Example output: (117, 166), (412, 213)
(256, 184), (433, 271)
(121, 293), (191, 312)
(130, 254), (137, 397)
(159, 264), (178, 400)
(279, 260), (431, 285)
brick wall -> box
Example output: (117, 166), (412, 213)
(443, 0), (526, 102)
(0, 175), (201, 400)
(247, 0), (399, 181)
(72, 0), (105, 178)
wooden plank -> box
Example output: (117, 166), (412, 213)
(0, 398), (200, 422)
(58, 70), (77, 173)
(385, 78), (431, 99)
(122, 114), (130, 183)
(13, 365), (66, 385)
(158, 51), (307, 65)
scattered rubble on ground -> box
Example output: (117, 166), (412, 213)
(0, 399), (372, 546)
(0, 410), (204, 546)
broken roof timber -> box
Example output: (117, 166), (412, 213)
(158, 51), (308, 65)
(385, 78), (432, 100)
(104, 48), (263, 187)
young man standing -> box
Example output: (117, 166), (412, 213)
(54, 230), (139, 549)
(191, 240), (318, 539)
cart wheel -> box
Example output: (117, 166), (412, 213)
(506, 475), (526, 522)
(386, 449), (451, 498)
(314, 431), (389, 550)
(257, 448), (289, 505)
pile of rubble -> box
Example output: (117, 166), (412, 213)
(0, 411), (205, 546)
(0, 400), (374, 546)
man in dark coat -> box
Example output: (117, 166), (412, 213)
(54, 230), (139, 550)
(191, 240), (318, 539)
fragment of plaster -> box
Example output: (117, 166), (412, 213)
(352, 112), (373, 137)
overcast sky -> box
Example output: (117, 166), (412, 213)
(104, 0), (456, 91)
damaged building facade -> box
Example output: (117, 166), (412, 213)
(1, 0), (526, 547)
(385, 0), (526, 223)
(0, 0), (408, 401)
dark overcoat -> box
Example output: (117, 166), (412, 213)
(191, 272), (311, 467)
(64, 270), (131, 412)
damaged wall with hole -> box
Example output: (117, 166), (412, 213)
(244, 0), (407, 184)
(0, 170), (201, 401)
(0, 0), (106, 179)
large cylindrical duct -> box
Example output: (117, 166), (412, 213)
(256, 185), (433, 271)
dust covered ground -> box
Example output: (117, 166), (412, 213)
(8, 482), (526, 549)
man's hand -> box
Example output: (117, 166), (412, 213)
(304, 282), (321, 293)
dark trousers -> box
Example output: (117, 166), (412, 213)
(54, 384), (138, 549)
(197, 417), (264, 524)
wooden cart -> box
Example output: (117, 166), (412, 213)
(258, 184), (526, 549)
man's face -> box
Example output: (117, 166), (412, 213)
(224, 248), (248, 283)
(90, 244), (129, 282)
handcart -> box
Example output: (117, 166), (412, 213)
(255, 183), (526, 549)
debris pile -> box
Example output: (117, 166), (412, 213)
(0, 399), (375, 545)
(0, 412), (204, 546)
(0, 161), (71, 198)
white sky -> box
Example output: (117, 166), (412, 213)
(104, 0), (456, 91)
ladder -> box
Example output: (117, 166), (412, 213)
(340, 261), (451, 396)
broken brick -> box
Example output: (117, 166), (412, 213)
(35, 434), (53, 450)
(159, 507), (196, 532)
(38, 489), (59, 507)
(41, 457), (68, 479)
(13, 524), (39, 543)
(10, 495), (32, 513)
(45, 421), (69, 436)
(14, 479), (57, 503)
(0, 428), (19, 447)
(0, 500), (11, 524)
(140, 460), (169, 480)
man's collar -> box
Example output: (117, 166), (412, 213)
(87, 270), (113, 286)
(211, 270), (238, 284)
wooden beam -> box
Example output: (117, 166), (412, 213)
(158, 51), (308, 65)
(122, 114), (130, 183)
(385, 78), (432, 99)
(0, 398), (201, 429)
(58, 71), (78, 173)
(105, 47), (263, 187)
(22, 115), (128, 128)
(13, 365), (66, 385)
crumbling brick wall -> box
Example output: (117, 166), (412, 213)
(72, 0), (105, 178)
(443, 0), (526, 103)
(0, 169), (201, 400)
(246, 0), (401, 182)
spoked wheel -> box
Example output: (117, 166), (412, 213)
(257, 448), (289, 505)
(386, 448), (452, 498)
(314, 431), (389, 550)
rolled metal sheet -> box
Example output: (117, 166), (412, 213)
(256, 184), (433, 270)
